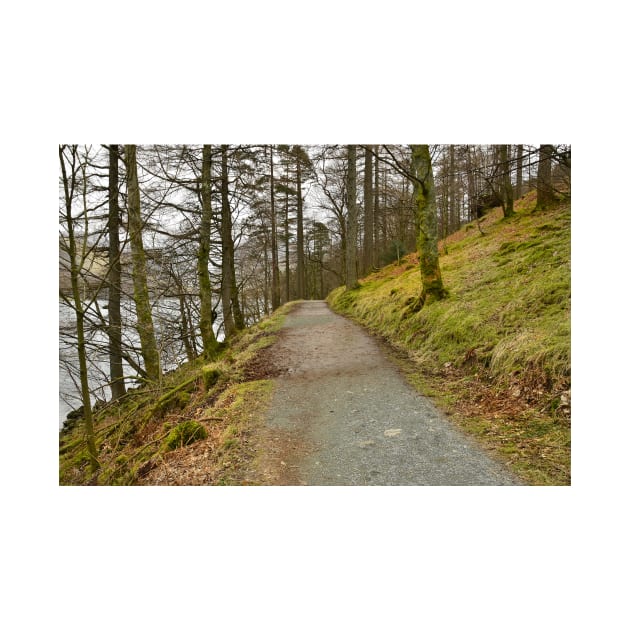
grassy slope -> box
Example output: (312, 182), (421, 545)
(59, 302), (298, 485)
(328, 191), (571, 485)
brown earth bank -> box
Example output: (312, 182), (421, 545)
(379, 343), (570, 485)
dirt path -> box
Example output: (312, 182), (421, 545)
(256, 300), (522, 485)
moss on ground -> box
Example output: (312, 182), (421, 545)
(162, 421), (208, 452)
(328, 192), (571, 485)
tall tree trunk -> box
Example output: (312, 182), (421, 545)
(179, 294), (195, 362)
(60, 145), (99, 473)
(231, 273), (244, 331)
(441, 170), (449, 239)
(295, 149), (306, 299)
(381, 158), (388, 250)
(269, 146), (280, 310)
(107, 145), (126, 401)
(345, 145), (359, 290)
(199, 144), (221, 358)
(319, 253), (324, 298)
(363, 145), (374, 274)
(465, 145), (477, 223)
(373, 145), (380, 265)
(184, 292), (199, 357)
(263, 228), (270, 315)
(284, 181), (290, 303)
(220, 145), (239, 338)
(410, 144), (447, 308)
(221, 144), (245, 337)
(500, 144), (515, 218)
(537, 144), (555, 210)
(515, 144), (523, 198)
(448, 144), (457, 233)
(124, 144), (161, 383)
(400, 175), (409, 246)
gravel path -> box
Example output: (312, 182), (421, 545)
(260, 300), (522, 485)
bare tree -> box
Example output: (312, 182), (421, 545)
(198, 144), (221, 357)
(292, 145), (312, 300)
(500, 144), (515, 218)
(536, 144), (555, 210)
(269, 146), (281, 310)
(220, 145), (245, 337)
(345, 145), (359, 289)
(373, 145), (381, 265)
(362, 145), (374, 274)
(124, 144), (161, 382)
(515, 144), (524, 199)
(107, 145), (126, 400)
(59, 145), (99, 472)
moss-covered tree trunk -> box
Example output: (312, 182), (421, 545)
(345, 144), (359, 290)
(107, 145), (126, 401)
(536, 144), (555, 210)
(410, 144), (447, 308)
(124, 145), (161, 383)
(220, 145), (244, 338)
(59, 145), (99, 473)
(198, 145), (221, 359)
(500, 144), (515, 218)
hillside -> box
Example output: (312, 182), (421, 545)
(59, 303), (297, 485)
(328, 191), (570, 484)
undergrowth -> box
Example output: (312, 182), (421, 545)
(59, 301), (298, 485)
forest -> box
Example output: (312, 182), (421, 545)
(59, 143), (570, 483)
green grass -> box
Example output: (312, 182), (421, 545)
(210, 379), (275, 484)
(328, 192), (571, 485)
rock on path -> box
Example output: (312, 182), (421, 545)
(260, 300), (522, 486)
